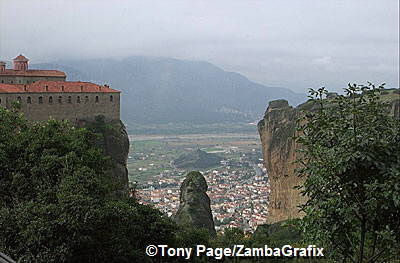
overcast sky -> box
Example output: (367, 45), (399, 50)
(0, 0), (398, 92)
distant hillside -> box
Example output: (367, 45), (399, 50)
(173, 149), (223, 169)
(32, 57), (305, 124)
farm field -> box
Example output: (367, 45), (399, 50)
(127, 132), (262, 185)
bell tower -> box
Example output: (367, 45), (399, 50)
(0, 61), (5, 72)
(13, 54), (29, 71)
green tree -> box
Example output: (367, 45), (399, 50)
(250, 221), (301, 249)
(214, 227), (248, 248)
(296, 84), (400, 262)
(0, 107), (176, 263)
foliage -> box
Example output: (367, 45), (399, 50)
(251, 221), (302, 249)
(175, 227), (211, 250)
(214, 227), (249, 248)
(296, 83), (400, 262)
(0, 107), (177, 263)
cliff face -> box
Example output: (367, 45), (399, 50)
(258, 93), (400, 224)
(80, 118), (130, 194)
(100, 120), (130, 193)
(174, 171), (216, 236)
(257, 100), (305, 223)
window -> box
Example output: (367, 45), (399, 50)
(27, 97), (32, 104)
(77, 96), (81, 103)
(49, 96), (53, 104)
(39, 97), (43, 104)
(110, 95), (113, 102)
(58, 96), (62, 104)
(0, 98), (2, 104)
(17, 96), (22, 102)
(10, 81), (13, 84)
(68, 96), (72, 103)
(95, 96), (99, 103)
(1, 80), (3, 83)
(85, 96), (89, 103)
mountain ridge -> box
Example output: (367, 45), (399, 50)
(31, 56), (306, 124)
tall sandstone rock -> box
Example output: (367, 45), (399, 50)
(257, 100), (305, 223)
(258, 94), (400, 224)
(174, 171), (216, 236)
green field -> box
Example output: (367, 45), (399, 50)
(127, 132), (262, 185)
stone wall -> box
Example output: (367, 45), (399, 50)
(0, 92), (120, 122)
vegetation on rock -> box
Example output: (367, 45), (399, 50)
(296, 84), (400, 262)
(0, 108), (176, 263)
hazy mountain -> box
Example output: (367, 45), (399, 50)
(32, 57), (305, 124)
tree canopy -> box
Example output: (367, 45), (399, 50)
(0, 108), (176, 263)
(297, 84), (400, 262)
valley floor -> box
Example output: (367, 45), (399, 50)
(127, 131), (270, 233)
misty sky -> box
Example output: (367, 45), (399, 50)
(0, 0), (398, 93)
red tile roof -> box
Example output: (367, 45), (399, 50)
(13, 54), (29, 61)
(0, 69), (66, 77)
(0, 81), (120, 93)
(0, 84), (24, 93)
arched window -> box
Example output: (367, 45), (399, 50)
(68, 96), (72, 103)
(77, 96), (81, 103)
(0, 98), (2, 104)
(49, 96), (53, 104)
(85, 96), (89, 103)
(27, 97), (32, 104)
(39, 97), (43, 104)
(58, 96), (62, 104)
(110, 95), (113, 102)
(95, 96), (99, 103)
(17, 96), (22, 102)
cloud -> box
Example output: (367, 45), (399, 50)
(312, 56), (332, 67)
(0, 0), (398, 92)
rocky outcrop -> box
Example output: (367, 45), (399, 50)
(258, 92), (400, 224)
(80, 117), (130, 194)
(174, 171), (216, 236)
(257, 100), (305, 223)
(100, 120), (130, 193)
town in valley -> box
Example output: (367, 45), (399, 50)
(127, 130), (270, 233)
